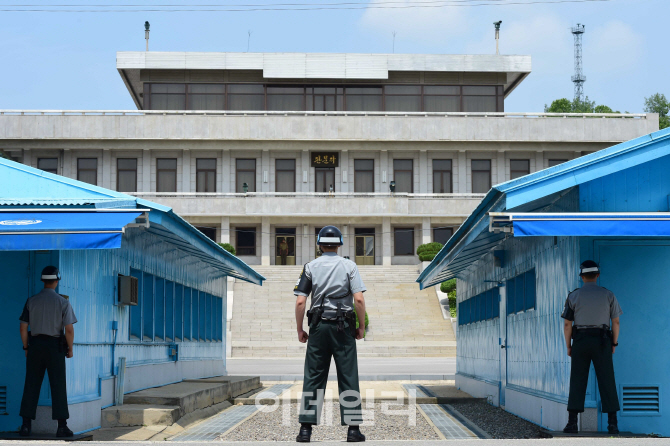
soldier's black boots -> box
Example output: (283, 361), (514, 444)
(607, 412), (619, 434)
(296, 423), (312, 442)
(347, 425), (365, 442)
(19, 418), (31, 437)
(563, 411), (579, 433)
(56, 420), (74, 438)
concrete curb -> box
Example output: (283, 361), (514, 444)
(234, 396), (484, 405)
(251, 374), (456, 382)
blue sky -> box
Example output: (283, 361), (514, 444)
(0, 0), (666, 112)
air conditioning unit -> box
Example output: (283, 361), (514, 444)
(118, 275), (138, 306)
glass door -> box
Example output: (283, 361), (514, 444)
(275, 235), (296, 265)
(315, 168), (335, 192)
(355, 235), (375, 265)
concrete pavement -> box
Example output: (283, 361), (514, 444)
(1, 439), (667, 445)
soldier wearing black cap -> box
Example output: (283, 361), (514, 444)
(561, 260), (622, 434)
(18, 266), (77, 437)
(294, 226), (367, 443)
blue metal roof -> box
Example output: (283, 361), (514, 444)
(417, 127), (670, 289)
(0, 157), (264, 285)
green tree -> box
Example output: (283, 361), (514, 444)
(544, 98), (572, 113)
(644, 93), (670, 129)
(217, 242), (236, 256)
(544, 97), (618, 114)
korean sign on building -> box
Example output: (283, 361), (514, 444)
(311, 152), (339, 168)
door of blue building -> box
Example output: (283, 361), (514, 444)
(597, 241), (670, 436)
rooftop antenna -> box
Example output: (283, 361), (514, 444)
(493, 21), (502, 55)
(392, 30), (397, 53)
(571, 23), (586, 102)
(247, 30), (252, 52)
(144, 21), (150, 51)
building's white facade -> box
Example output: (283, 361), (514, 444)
(0, 52), (659, 266)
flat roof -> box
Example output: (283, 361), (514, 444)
(117, 51), (531, 109)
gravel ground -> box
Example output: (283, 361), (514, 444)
(221, 403), (441, 442)
(450, 400), (543, 439)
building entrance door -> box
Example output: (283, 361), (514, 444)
(315, 168), (335, 193)
(355, 232), (375, 265)
(275, 230), (296, 265)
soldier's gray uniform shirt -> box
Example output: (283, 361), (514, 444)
(562, 282), (623, 328)
(19, 288), (78, 337)
(294, 252), (366, 312)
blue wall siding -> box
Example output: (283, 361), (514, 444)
(457, 189), (583, 399)
(57, 227), (228, 404)
(580, 153), (670, 212)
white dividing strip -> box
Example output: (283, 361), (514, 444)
(581, 267), (599, 273)
(318, 236), (341, 243)
(0, 231), (121, 235)
(0, 208), (151, 213)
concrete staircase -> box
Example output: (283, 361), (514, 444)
(230, 265), (455, 357)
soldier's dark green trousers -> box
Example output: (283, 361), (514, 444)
(20, 336), (70, 420)
(299, 320), (363, 426)
(568, 333), (620, 413)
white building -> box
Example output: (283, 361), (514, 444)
(0, 52), (658, 267)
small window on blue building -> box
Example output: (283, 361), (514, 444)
(493, 288), (500, 318)
(505, 268), (536, 315)
(199, 291), (206, 342)
(506, 277), (516, 315)
(217, 297), (223, 341)
(485, 290), (493, 320)
(205, 293), (212, 341)
(165, 281), (174, 341)
(184, 287), (192, 341)
(478, 293), (485, 321)
(524, 269), (536, 310)
(130, 269), (142, 340)
(515, 273), (525, 315)
(192, 290), (199, 341)
(143, 273), (154, 341)
(155, 278), (165, 340)
(175, 283), (183, 341)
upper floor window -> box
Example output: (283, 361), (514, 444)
(196, 158), (217, 192)
(354, 159), (374, 193)
(432, 159), (452, 193)
(275, 159), (296, 193)
(393, 159), (413, 193)
(117, 158), (138, 192)
(548, 159), (568, 168)
(394, 228), (414, 256)
(156, 158), (177, 192)
(37, 158), (58, 174)
(433, 227), (453, 245)
(471, 159), (491, 193)
(236, 159), (256, 192)
(146, 83), (503, 113)
(77, 158), (98, 185)
(510, 159), (530, 180)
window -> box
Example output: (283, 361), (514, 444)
(196, 158), (216, 192)
(227, 84), (264, 110)
(236, 159), (256, 192)
(216, 297), (223, 341)
(471, 160), (491, 193)
(142, 273), (154, 341)
(267, 86), (304, 111)
(506, 268), (536, 315)
(345, 87), (382, 111)
(37, 158), (58, 174)
(354, 159), (374, 193)
(510, 159), (530, 180)
(275, 159), (296, 192)
(458, 287), (500, 326)
(432, 159), (452, 193)
(462, 86), (498, 113)
(77, 158), (98, 185)
(548, 159), (568, 167)
(393, 159), (413, 193)
(184, 287), (192, 341)
(175, 283), (183, 341)
(150, 84), (186, 110)
(129, 269), (143, 339)
(188, 84), (224, 110)
(154, 278), (165, 340)
(236, 227), (256, 256)
(165, 281), (174, 341)
(307, 87), (343, 111)
(196, 226), (217, 242)
(433, 227), (453, 245)
(199, 291), (206, 341)
(157, 158), (177, 192)
(117, 158), (137, 192)
(394, 228), (414, 256)
(423, 86), (460, 112)
(384, 85), (421, 112)
(192, 290), (200, 341)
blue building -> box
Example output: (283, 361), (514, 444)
(0, 157), (263, 434)
(418, 127), (670, 435)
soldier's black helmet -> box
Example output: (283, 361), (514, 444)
(41, 265), (61, 281)
(579, 260), (600, 276)
(317, 225), (343, 246)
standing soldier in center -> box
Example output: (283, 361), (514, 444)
(294, 226), (367, 443)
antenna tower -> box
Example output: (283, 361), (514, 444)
(571, 23), (586, 102)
